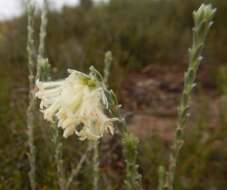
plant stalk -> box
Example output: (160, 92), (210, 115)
(164, 4), (216, 190)
(26, 1), (37, 189)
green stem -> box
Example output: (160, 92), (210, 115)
(53, 127), (66, 190)
(92, 51), (113, 190)
(164, 4), (216, 190)
(66, 144), (93, 190)
(38, 0), (48, 59)
(26, 1), (37, 189)
(92, 141), (99, 190)
(122, 131), (142, 190)
(158, 166), (165, 190)
(36, 0), (49, 81)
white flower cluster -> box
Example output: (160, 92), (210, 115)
(35, 68), (117, 141)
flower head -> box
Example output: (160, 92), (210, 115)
(35, 67), (118, 141)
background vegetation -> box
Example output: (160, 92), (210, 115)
(1, 0), (227, 189)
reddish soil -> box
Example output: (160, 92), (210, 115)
(120, 64), (222, 139)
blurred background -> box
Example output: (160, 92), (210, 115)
(1, 0), (227, 189)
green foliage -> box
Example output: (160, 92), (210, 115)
(122, 132), (142, 190)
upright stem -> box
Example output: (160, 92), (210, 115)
(36, 2), (66, 189)
(36, 0), (49, 81)
(26, 1), (37, 190)
(103, 51), (113, 85)
(53, 128), (66, 190)
(92, 51), (113, 190)
(122, 131), (142, 190)
(164, 4), (216, 190)
(38, 0), (48, 59)
(26, 1), (50, 189)
(66, 144), (93, 190)
(92, 141), (99, 190)
(158, 166), (165, 190)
